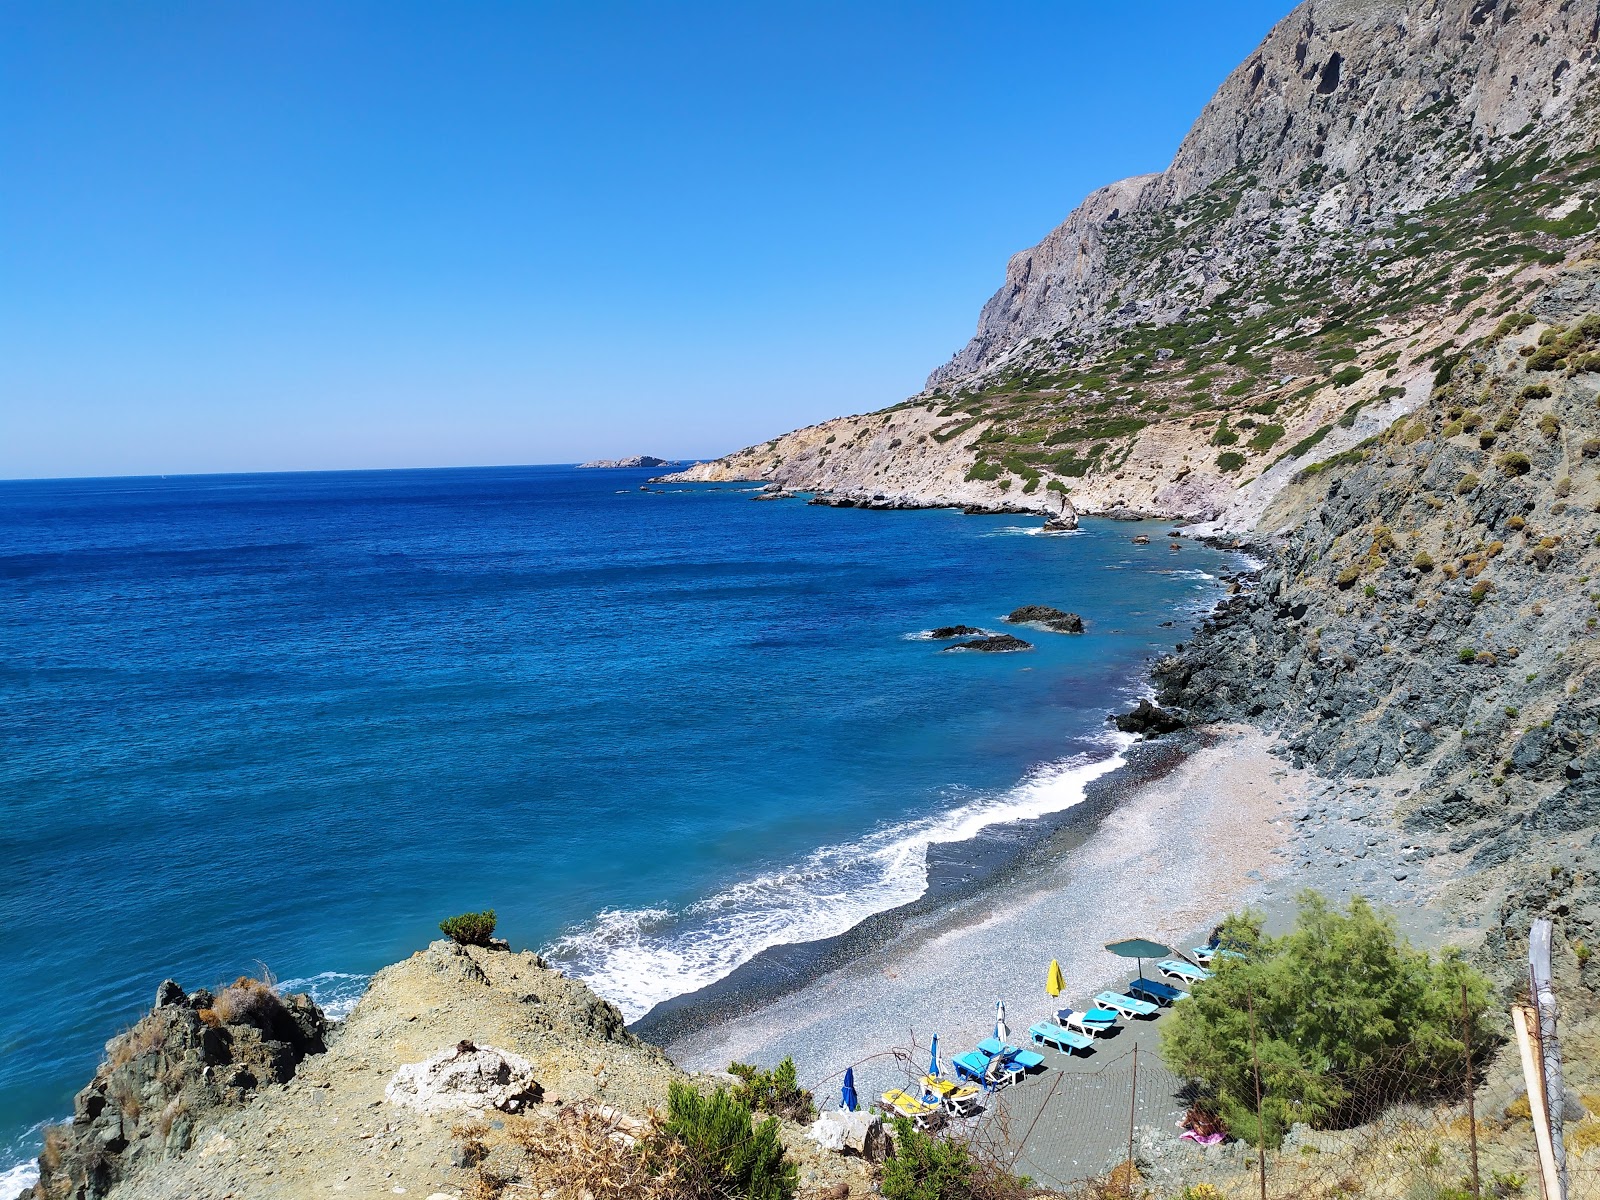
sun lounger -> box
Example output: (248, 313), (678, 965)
(1157, 959), (1212, 984)
(951, 1049), (1022, 1088)
(977, 1037), (1046, 1072)
(1094, 991), (1159, 1018)
(880, 1088), (941, 1126)
(1057, 1006), (1119, 1036)
(1127, 976), (1187, 1005)
(922, 1075), (982, 1115)
(1192, 945), (1244, 966)
(1029, 1021), (1094, 1054)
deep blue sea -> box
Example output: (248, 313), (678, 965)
(0, 465), (1235, 1190)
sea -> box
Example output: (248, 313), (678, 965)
(0, 465), (1237, 1192)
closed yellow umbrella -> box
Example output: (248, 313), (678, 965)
(1046, 958), (1065, 997)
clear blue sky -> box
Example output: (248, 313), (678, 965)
(1, 1), (1291, 479)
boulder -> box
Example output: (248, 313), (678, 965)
(385, 1040), (542, 1115)
(1114, 698), (1186, 738)
(1004, 605), (1084, 633)
(806, 1109), (889, 1161)
(943, 634), (1032, 653)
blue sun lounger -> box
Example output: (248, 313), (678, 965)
(1094, 991), (1158, 1019)
(1128, 976), (1187, 1005)
(952, 1049), (1023, 1088)
(1157, 959), (1212, 984)
(1057, 1006), (1119, 1036)
(1029, 1021), (1094, 1054)
(977, 1038), (1045, 1072)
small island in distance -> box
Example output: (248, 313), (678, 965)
(577, 454), (679, 469)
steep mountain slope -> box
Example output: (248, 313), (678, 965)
(668, 0), (1600, 521)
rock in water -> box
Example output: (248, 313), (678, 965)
(577, 455), (671, 469)
(385, 1041), (542, 1115)
(1004, 605), (1084, 633)
(1114, 698), (1186, 738)
(928, 625), (983, 638)
(943, 634), (1032, 652)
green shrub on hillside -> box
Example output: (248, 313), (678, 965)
(1498, 452), (1532, 476)
(1159, 892), (1493, 1146)
(1217, 451), (1246, 473)
(439, 910), (497, 946)
(659, 1081), (796, 1200)
(727, 1057), (815, 1122)
(879, 1117), (1027, 1200)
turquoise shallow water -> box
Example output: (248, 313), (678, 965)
(0, 465), (1234, 1189)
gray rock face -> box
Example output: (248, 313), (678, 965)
(384, 1040), (541, 1115)
(929, 0), (1600, 388)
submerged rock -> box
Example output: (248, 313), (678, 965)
(1005, 605), (1084, 633)
(943, 634), (1032, 653)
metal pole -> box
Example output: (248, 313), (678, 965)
(1248, 986), (1267, 1200)
(1125, 1044), (1139, 1199)
(1529, 919), (1567, 1200)
(1462, 980), (1480, 1200)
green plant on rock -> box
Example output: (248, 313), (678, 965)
(1212, 418), (1240, 447)
(1413, 551), (1435, 571)
(1498, 452), (1532, 476)
(439, 910), (497, 946)
(1217, 451), (1246, 473)
(727, 1057), (815, 1122)
(1159, 892), (1494, 1146)
(1456, 474), (1480, 495)
(1336, 564), (1361, 588)
(658, 1081), (797, 1200)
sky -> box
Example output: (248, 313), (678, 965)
(1, 1), (1293, 479)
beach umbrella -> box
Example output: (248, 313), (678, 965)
(928, 1035), (940, 1079)
(995, 999), (1009, 1045)
(1046, 958), (1065, 998)
(1104, 936), (1173, 982)
(840, 1067), (858, 1112)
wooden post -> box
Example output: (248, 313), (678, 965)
(1529, 919), (1567, 1199)
(1125, 1043), (1139, 1199)
(1462, 981), (1480, 1200)
(1248, 986), (1267, 1200)
(1513, 1004), (1562, 1200)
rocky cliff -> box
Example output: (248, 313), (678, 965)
(667, 0), (1600, 522)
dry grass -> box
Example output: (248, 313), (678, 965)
(212, 975), (287, 1029)
(106, 1011), (169, 1070)
(486, 1106), (683, 1200)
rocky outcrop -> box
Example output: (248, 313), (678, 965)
(579, 455), (673, 469)
(929, 625), (984, 638)
(33, 978), (327, 1200)
(34, 941), (681, 1200)
(1005, 605), (1084, 633)
(1114, 698), (1186, 738)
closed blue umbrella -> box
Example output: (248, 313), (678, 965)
(840, 1066), (858, 1112)
(928, 1035), (940, 1079)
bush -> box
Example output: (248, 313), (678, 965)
(1212, 418), (1240, 447)
(1459, 647), (1478, 663)
(1159, 892), (1493, 1146)
(659, 1081), (796, 1200)
(1498, 452), (1532, 476)
(1216, 451), (1246, 473)
(1520, 383), (1552, 400)
(1538, 414), (1561, 438)
(1456, 474), (1480, 495)
(440, 910), (498, 946)
(727, 1058), (814, 1122)
(1333, 366), (1365, 388)
(1336, 564), (1361, 588)
(880, 1117), (1027, 1200)
(1413, 551), (1435, 571)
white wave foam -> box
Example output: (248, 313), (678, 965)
(276, 971), (370, 1021)
(979, 524), (1081, 538)
(545, 735), (1134, 1021)
(1, 1160), (38, 1200)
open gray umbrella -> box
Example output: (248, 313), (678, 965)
(1104, 937), (1173, 983)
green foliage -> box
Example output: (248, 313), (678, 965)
(1216, 451), (1246, 473)
(879, 1118), (1026, 1200)
(965, 460), (1002, 482)
(727, 1057), (815, 1122)
(1497, 452), (1532, 476)
(1247, 424), (1286, 452)
(1212, 418), (1240, 447)
(1413, 551), (1435, 571)
(1336, 564), (1361, 587)
(661, 1081), (797, 1200)
(1159, 892), (1494, 1146)
(439, 910), (497, 946)
(1459, 647), (1479, 664)
(1332, 366), (1365, 388)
